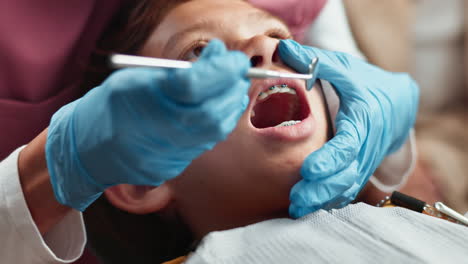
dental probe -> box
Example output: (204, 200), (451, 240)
(109, 54), (318, 91)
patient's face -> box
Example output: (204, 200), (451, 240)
(142, 0), (329, 237)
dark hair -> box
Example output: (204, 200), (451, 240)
(82, 0), (191, 90)
(82, 1), (194, 263)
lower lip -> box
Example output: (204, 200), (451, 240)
(250, 113), (315, 141)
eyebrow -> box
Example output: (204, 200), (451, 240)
(162, 10), (290, 56)
(163, 20), (219, 56)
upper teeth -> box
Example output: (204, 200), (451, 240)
(258, 84), (296, 100)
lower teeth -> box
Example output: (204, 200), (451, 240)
(275, 120), (301, 127)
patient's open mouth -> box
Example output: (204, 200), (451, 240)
(251, 83), (309, 129)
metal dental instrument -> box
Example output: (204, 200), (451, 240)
(306, 57), (319, 91)
(109, 54), (319, 90)
(434, 202), (468, 226)
(378, 191), (468, 227)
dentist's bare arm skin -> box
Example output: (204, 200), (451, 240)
(18, 129), (71, 235)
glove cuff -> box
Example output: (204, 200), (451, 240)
(46, 100), (104, 211)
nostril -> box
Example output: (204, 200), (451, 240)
(250, 56), (263, 67)
(272, 48), (281, 63)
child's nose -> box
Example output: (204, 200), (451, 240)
(234, 35), (281, 67)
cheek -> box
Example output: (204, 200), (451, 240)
(307, 85), (330, 144)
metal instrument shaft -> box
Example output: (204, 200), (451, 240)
(109, 54), (318, 90)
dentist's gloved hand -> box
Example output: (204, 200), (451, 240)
(46, 40), (250, 211)
(278, 39), (419, 218)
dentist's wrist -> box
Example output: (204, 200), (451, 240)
(18, 129), (72, 235)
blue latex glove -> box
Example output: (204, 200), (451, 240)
(278, 39), (419, 218)
(46, 40), (250, 211)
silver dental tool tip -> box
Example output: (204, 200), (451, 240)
(434, 202), (468, 226)
(306, 57), (319, 91)
(109, 54), (319, 86)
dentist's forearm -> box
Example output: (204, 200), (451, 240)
(18, 129), (71, 235)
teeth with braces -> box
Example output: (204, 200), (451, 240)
(275, 120), (301, 127)
(258, 84), (296, 100)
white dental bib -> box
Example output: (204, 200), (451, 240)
(186, 203), (468, 264)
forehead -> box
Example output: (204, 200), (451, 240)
(158, 0), (269, 37)
(164, 0), (255, 24)
(142, 0), (285, 56)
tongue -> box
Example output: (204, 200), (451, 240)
(251, 93), (299, 128)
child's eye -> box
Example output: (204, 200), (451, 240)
(182, 42), (207, 61)
(192, 46), (205, 57)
